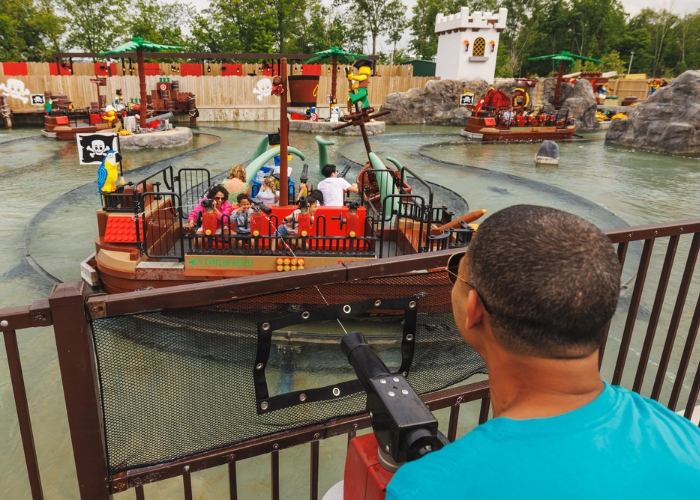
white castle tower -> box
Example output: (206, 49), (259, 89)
(434, 7), (508, 83)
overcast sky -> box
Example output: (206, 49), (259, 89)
(166, 0), (700, 54)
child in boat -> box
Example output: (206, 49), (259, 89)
(186, 185), (232, 233)
(256, 176), (279, 207)
(276, 195), (318, 237)
(231, 194), (254, 235)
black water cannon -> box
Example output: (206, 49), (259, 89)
(300, 163), (309, 185)
(341, 331), (448, 467)
(298, 196), (309, 212)
(338, 165), (351, 179)
(249, 197), (272, 215)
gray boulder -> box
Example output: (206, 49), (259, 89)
(379, 79), (489, 125)
(606, 70), (700, 154)
(536, 140), (560, 159)
(559, 80), (598, 130)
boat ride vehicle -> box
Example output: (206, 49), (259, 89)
(461, 88), (576, 142)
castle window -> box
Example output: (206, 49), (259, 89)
(473, 38), (486, 57)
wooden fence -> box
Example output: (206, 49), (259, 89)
(0, 71), (436, 114)
(607, 79), (651, 101)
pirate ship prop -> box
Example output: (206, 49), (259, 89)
(82, 58), (480, 294)
(461, 87), (576, 142)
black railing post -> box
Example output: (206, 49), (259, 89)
(49, 282), (112, 500)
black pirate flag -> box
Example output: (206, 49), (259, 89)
(76, 133), (120, 165)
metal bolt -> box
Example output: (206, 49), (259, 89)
(388, 391), (395, 397)
(333, 387), (341, 396)
(385, 445), (390, 452)
(402, 389), (408, 395)
(380, 379), (386, 384)
(34, 314), (45, 322)
(402, 371), (407, 377)
(343, 304), (352, 314)
(273, 443), (279, 450)
(369, 412), (373, 418)
(314, 433), (320, 439)
(262, 322), (270, 331)
(261, 401), (269, 410)
(0, 320), (7, 328)
(393, 377), (399, 382)
(299, 393), (307, 402)
(408, 301), (416, 308)
(302, 311), (310, 319)
(256, 363), (264, 370)
(406, 334), (414, 341)
(680, 227), (684, 232)
(184, 465), (190, 473)
(374, 300), (382, 307)
(654, 230), (658, 235)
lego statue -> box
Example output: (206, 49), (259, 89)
(347, 59), (372, 110)
(97, 150), (122, 198)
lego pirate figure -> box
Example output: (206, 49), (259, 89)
(347, 58), (372, 110)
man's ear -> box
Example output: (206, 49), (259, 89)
(465, 289), (484, 331)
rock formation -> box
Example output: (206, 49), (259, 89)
(554, 80), (598, 130)
(379, 79), (489, 126)
(606, 70), (700, 154)
(379, 76), (599, 129)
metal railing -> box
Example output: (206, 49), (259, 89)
(2, 218), (700, 499)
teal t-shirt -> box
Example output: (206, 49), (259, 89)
(387, 383), (700, 499)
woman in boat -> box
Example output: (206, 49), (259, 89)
(186, 185), (233, 232)
(222, 164), (250, 203)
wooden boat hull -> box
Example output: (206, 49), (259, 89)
(461, 116), (576, 142)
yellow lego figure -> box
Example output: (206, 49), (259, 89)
(347, 59), (372, 109)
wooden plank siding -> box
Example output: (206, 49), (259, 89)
(0, 70), (437, 114)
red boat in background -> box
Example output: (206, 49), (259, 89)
(461, 88), (576, 142)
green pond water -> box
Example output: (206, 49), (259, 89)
(0, 124), (699, 499)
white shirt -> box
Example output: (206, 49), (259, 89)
(317, 177), (351, 206)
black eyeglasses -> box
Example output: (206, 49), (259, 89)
(446, 252), (492, 313)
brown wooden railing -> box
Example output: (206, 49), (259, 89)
(2, 218), (700, 499)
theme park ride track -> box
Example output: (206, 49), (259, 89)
(2, 218), (700, 500)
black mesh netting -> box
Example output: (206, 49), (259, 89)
(90, 270), (487, 475)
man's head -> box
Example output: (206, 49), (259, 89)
(321, 164), (337, 178)
(451, 205), (621, 359)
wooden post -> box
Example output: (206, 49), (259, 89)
(0, 96), (12, 130)
(331, 54), (338, 111)
(279, 57), (289, 207)
(137, 49), (147, 129)
(49, 282), (112, 499)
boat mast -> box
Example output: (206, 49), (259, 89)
(279, 57), (289, 206)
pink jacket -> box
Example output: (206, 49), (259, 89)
(187, 199), (233, 224)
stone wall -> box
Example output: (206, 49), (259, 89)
(605, 70), (700, 154)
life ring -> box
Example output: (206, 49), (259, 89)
(159, 83), (167, 91)
(512, 88), (530, 109)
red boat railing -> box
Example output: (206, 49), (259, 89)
(2, 217), (700, 499)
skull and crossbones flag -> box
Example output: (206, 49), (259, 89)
(76, 133), (120, 165)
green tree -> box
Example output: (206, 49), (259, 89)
(189, 0), (275, 54)
(599, 49), (626, 74)
(61, 0), (126, 53)
(0, 0), (65, 60)
(127, 0), (194, 48)
(335, 0), (408, 56)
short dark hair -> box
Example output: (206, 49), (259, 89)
(237, 193), (250, 204)
(208, 185), (229, 201)
(309, 189), (324, 205)
(465, 205), (621, 358)
(305, 195), (318, 206)
(321, 164), (337, 178)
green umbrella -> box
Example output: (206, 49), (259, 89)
(528, 51), (602, 107)
(99, 37), (183, 128)
(306, 46), (367, 103)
